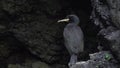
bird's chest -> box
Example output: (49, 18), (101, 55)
(64, 24), (77, 32)
(63, 25), (83, 40)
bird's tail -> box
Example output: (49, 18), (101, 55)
(68, 54), (77, 67)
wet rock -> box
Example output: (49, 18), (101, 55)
(70, 51), (118, 68)
(99, 27), (120, 61)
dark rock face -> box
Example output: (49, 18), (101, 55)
(0, 0), (74, 67)
(9, 15), (63, 63)
(1, 0), (69, 63)
(90, 0), (111, 28)
(90, 0), (120, 63)
(0, 0), (92, 65)
(99, 27), (120, 61)
(106, 0), (120, 28)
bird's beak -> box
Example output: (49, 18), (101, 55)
(57, 18), (69, 23)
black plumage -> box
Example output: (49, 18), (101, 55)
(58, 14), (84, 67)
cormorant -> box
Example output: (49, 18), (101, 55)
(58, 14), (84, 67)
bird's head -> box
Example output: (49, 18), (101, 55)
(57, 14), (80, 24)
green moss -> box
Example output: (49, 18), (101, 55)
(105, 54), (111, 61)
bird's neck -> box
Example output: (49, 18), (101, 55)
(68, 22), (78, 26)
(70, 22), (79, 25)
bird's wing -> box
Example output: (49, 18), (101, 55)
(63, 25), (84, 54)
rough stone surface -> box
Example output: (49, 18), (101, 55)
(0, 0), (72, 67)
(90, 0), (120, 63)
(71, 51), (118, 68)
(99, 27), (120, 61)
(0, 0), (69, 63)
(90, 0), (111, 28)
(106, 0), (120, 28)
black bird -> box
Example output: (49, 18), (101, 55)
(58, 14), (84, 67)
